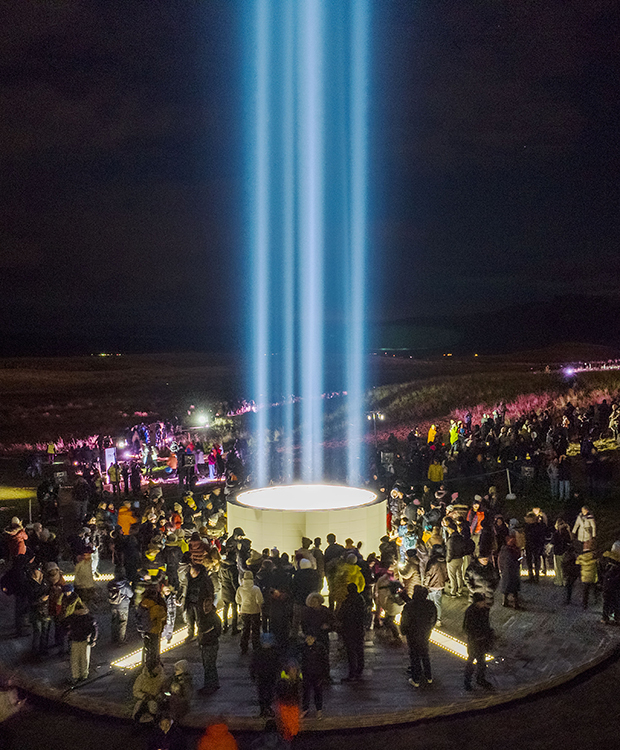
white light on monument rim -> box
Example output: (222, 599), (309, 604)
(237, 484), (376, 511)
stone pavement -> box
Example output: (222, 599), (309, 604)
(1, 566), (618, 733)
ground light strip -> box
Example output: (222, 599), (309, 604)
(63, 573), (115, 582)
(111, 622), (493, 670)
(111, 625), (190, 669)
(520, 570), (555, 577)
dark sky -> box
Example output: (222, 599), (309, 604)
(1, 0), (619, 355)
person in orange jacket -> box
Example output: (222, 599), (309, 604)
(196, 720), (238, 750)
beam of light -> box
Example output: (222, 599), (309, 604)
(347, 0), (370, 486)
(252, 0), (270, 489)
(281, 0), (295, 484)
(298, 0), (324, 483)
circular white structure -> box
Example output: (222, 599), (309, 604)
(228, 484), (386, 556)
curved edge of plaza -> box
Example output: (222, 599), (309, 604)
(2, 588), (619, 732)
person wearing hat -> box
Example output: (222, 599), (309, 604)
(65, 603), (98, 684)
(107, 576), (134, 645)
(164, 659), (194, 720)
(467, 498), (485, 555)
(462, 592), (494, 691)
(44, 562), (66, 648)
(235, 571), (264, 655)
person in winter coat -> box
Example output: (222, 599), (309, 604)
(478, 516), (496, 560)
(219, 547), (240, 634)
(524, 513), (546, 582)
(196, 721), (238, 750)
(300, 634), (328, 717)
(274, 663), (302, 743)
(445, 522), (467, 597)
(376, 567), (404, 643)
(188, 533), (209, 566)
(146, 717), (187, 750)
(107, 576), (134, 644)
(601, 542), (620, 624)
(462, 593), (494, 691)
(399, 548), (422, 598)
(338, 583), (366, 680)
(26, 566), (51, 656)
(132, 662), (166, 724)
(161, 580), (177, 643)
(464, 556), (499, 607)
(291, 559), (320, 634)
(572, 506), (597, 551)
(400, 585), (437, 687)
(118, 501), (138, 536)
(179, 564), (214, 641)
(65, 603), (98, 684)
(498, 537), (521, 608)
(467, 499), (485, 554)
(575, 541), (598, 610)
(197, 597), (222, 694)
(138, 586), (167, 670)
(236, 571), (264, 654)
(162, 534), (184, 590)
(4, 518), (28, 560)
(423, 545), (448, 626)
(562, 544), (581, 604)
(165, 659), (194, 720)
(552, 518), (572, 586)
(251, 633), (281, 717)
(73, 551), (97, 608)
(301, 592), (332, 680)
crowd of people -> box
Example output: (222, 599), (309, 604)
(2, 394), (620, 745)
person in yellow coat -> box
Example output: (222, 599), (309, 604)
(427, 425), (437, 444)
(576, 540), (598, 611)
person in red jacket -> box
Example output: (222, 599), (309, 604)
(4, 518), (28, 559)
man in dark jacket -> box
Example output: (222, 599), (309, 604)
(300, 634), (328, 717)
(400, 585), (437, 687)
(219, 548), (239, 634)
(196, 597), (222, 695)
(180, 564), (214, 641)
(524, 512), (547, 582)
(464, 556), (499, 606)
(338, 583), (365, 681)
(291, 559), (320, 634)
(251, 632), (281, 717)
(462, 592), (494, 691)
(424, 545), (448, 627)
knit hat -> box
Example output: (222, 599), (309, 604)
(167, 534), (178, 543)
(299, 558), (313, 570)
(346, 554), (358, 565)
(174, 660), (189, 674)
(243, 571), (254, 580)
(45, 562), (60, 571)
(474, 495), (482, 503)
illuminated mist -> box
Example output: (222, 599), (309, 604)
(246, 0), (370, 487)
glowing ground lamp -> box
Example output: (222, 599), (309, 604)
(63, 573), (114, 583)
(228, 484), (385, 557)
(111, 625), (191, 670)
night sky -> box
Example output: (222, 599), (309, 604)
(1, 1), (619, 355)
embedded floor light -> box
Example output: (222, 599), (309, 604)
(111, 625), (190, 669)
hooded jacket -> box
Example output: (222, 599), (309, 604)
(464, 559), (499, 603)
(573, 513), (596, 543)
(197, 723), (238, 750)
(235, 576), (264, 614)
(400, 589), (437, 641)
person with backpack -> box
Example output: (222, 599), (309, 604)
(137, 585), (167, 670)
(107, 576), (134, 645)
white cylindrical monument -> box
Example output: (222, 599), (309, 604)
(227, 485), (386, 556)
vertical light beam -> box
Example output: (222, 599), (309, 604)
(253, 0), (270, 489)
(347, 0), (370, 485)
(298, 0), (324, 483)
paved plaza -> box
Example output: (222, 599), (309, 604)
(1, 564), (618, 732)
